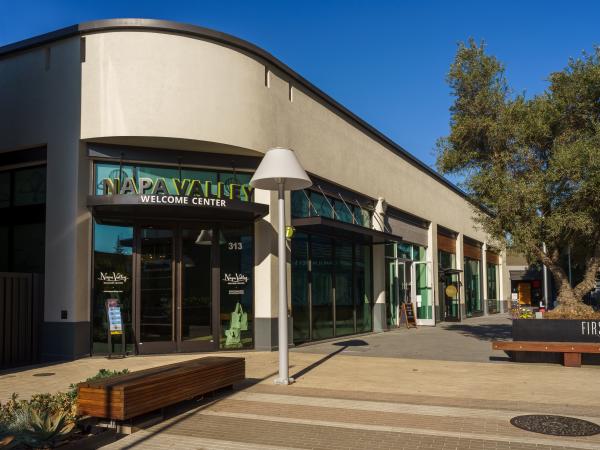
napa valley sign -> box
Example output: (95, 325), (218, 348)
(99, 176), (255, 208)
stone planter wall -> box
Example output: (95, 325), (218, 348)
(512, 319), (600, 342)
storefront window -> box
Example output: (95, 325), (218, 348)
(291, 190), (372, 228)
(487, 263), (500, 313)
(292, 233), (310, 343)
(415, 262), (432, 320)
(398, 242), (412, 259)
(335, 241), (354, 336)
(465, 257), (482, 316)
(311, 192), (334, 219)
(355, 244), (372, 332)
(438, 249), (456, 269)
(0, 172), (9, 207)
(413, 245), (426, 261)
(291, 190), (310, 218)
(354, 205), (371, 227)
(137, 166), (180, 194)
(13, 167), (46, 205)
(334, 200), (354, 224)
(13, 223), (45, 273)
(220, 172), (252, 199)
(311, 236), (334, 340)
(95, 163), (135, 194)
(439, 249), (459, 321)
(181, 229), (212, 342)
(0, 226), (8, 271)
(0, 166), (46, 273)
(139, 228), (174, 343)
(92, 221), (134, 354)
(220, 224), (253, 349)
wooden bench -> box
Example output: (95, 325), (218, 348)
(492, 341), (600, 367)
(77, 356), (245, 420)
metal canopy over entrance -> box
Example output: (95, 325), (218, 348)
(291, 216), (402, 244)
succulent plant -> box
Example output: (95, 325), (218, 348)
(8, 406), (74, 449)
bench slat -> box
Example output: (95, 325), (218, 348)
(492, 341), (600, 353)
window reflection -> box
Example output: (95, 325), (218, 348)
(92, 221), (134, 354)
(220, 224), (253, 349)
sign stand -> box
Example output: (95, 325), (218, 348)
(399, 302), (417, 329)
(106, 299), (126, 359)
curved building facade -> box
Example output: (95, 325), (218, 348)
(0, 19), (510, 362)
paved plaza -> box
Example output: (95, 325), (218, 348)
(2, 314), (600, 449)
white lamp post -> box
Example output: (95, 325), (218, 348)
(250, 147), (312, 385)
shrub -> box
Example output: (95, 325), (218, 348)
(8, 406), (74, 449)
(68, 368), (129, 399)
(0, 368), (129, 448)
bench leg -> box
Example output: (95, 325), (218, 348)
(563, 352), (581, 367)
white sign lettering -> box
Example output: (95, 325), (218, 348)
(223, 273), (249, 285)
(98, 272), (129, 284)
(139, 195), (227, 207)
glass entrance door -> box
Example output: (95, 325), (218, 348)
(179, 228), (215, 352)
(387, 259), (412, 327)
(137, 226), (216, 354)
(412, 261), (434, 325)
(138, 227), (176, 353)
(440, 271), (461, 321)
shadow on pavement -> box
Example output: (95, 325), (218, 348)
(112, 370), (279, 450)
(443, 323), (512, 341)
(291, 339), (369, 380)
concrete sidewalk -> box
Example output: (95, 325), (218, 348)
(293, 313), (513, 363)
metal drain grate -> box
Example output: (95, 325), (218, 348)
(510, 415), (600, 436)
(32, 372), (55, 377)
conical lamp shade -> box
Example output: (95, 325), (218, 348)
(250, 147), (312, 191)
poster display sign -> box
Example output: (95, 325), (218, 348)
(106, 299), (123, 335)
(106, 299), (126, 358)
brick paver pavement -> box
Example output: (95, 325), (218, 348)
(2, 315), (600, 449)
(101, 383), (600, 450)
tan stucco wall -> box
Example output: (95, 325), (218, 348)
(80, 30), (486, 242)
(0, 37), (91, 326)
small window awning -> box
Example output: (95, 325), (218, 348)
(509, 269), (542, 281)
(440, 268), (463, 275)
(291, 216), (402, 244)
(88, 194), (269, 224)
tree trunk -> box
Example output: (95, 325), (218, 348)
(534, 245), (598, 319)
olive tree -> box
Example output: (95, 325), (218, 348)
(436, 40), (600, 317)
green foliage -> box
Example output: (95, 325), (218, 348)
(510, 305), (534, 319)
(8, 406), (74, 449)
(68, 368), (129, 399)
(0, 368), (130, 448)
(437, 40), (600, 310)
(0, 394), (75, 449)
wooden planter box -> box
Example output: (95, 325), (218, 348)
(77, 356), (245, 420)
(513, 319), (600, 342)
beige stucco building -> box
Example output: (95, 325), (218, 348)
(0, 19), (510, 363)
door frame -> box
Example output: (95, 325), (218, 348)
(135, 223), (218, 354)
(439, 269), (462, 322)
(412, 261), (435, 326)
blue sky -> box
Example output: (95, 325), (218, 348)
(2, 0), (599, 174)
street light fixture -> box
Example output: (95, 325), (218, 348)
(250, 147), (312, 385)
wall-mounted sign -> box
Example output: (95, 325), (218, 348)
(100, 177), (254, 202)
(445, 284), (458, 298)
(106, 299), (123, 335)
